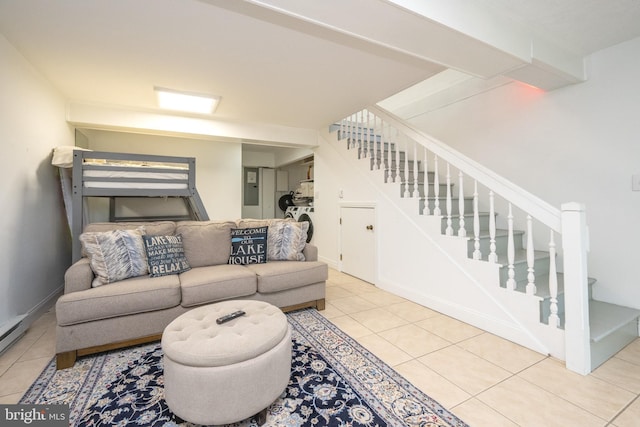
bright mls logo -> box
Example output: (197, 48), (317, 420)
(1, 405), (68, 426)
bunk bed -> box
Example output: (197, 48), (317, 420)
(52, 147), (209, 262)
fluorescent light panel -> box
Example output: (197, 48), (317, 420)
(155, 87), (220, 114)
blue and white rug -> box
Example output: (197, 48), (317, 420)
(21, 309), (468, 427)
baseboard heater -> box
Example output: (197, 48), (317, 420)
(0, 314), (28, 355)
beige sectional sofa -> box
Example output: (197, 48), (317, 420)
(55, 219), (327, 369)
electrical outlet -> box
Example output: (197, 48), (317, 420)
(633, 174), (640, 191)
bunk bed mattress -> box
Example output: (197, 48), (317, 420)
(83, 170), (189, 189)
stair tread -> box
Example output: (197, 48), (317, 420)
(590, 300), (640, 343)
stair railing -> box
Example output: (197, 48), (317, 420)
(337, 105), (592, 374)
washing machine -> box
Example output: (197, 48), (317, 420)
(284, 206), (315, 243)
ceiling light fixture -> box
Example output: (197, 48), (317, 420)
(154, 86), (220, 114)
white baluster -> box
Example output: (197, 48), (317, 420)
(423, 148), (430, 215)
(362, 111), (367, 158)
(393, 129), (399, 183)
(413, 142), (419, 198)
(548, 230), (560, 327)
(375, 117), (384, 169)
(369, 114), (378, 169)
(445, 163), (453, 235)
(433, 156), (441, 216)
(378, 120), (384, 170)
(350, 113), (358, 148)
(372, 115), (377, 165)
(387, 125), (392, 175)
(506, 203), (516, 290)
(526, 215), (536, 295)
(472, 180), (481, 259)
(458, 171), (466, 237)
(367, 111), (372, 159)
(488, 191), (497, 263)
(403, 135), (410, 197)
(357, 111), (363, 156)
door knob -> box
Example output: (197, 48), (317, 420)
(366, 225), (374, 230)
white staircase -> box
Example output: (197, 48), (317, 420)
(330, 106), (639, 374)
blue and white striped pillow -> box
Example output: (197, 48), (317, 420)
(80, 228), (148, 287)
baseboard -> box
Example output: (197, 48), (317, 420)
(0, 284), (63, 356)
(319, 255), (338, 270)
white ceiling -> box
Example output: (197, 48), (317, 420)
(1, 0), (639, 142)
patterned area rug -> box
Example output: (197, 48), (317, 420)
(21, 309), (468, 427)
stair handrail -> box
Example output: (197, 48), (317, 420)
(366, 105), (562, 232)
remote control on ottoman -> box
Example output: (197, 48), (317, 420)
(216, 310), (245, 324)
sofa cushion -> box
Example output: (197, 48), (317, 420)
(179, 265), (257, 307)
(56, 274), (181, 326)
(80, 228), (149, 287)
(143, 234), (191, 277)
(176, 221), (235, 267)
(228, 227), (268, 265)
(245, 261), (328, 294)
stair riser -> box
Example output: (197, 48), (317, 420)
(372, 155), (421, 172)
(441, 214), (491, 234)
(422, 198), (474, 216)
(499, 256), (551, 286)
(466, 232), (525, 259)
(539, 292), (566, 324)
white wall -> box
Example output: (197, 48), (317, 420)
(85, 130), (242, 220)
(388, 36), (640, 308)
(0, 34), (73, 325)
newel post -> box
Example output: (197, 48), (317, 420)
(561, 202), (591, 375)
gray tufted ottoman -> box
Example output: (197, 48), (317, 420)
(161, 300), (292, 425)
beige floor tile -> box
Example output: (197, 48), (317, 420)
(327, 295), (378, 314)
(384, 300), (441, 322)
(358, 290), (406, 307)
(355, 334), (412, 367)
(0, 335), (38, 367)
(478, 376), (607, 427)
(0, 357), (50, 398)
(19, 331), (56, 362)
(457, 332), (547, 373)
(348, 308), (409, 332)
(415, 314), (484, 343)
(325, 286), (354, 300)
(611, 396), (640, 427)
(337, 279), (378, 294)
(519, 357), (635, 422)
(317, 302), (345, 319)
(451, 397), (519, 427)
(613, 338), (640, 366)
(327, 270), (354, 284)
(378, 324), (451, 357)
(0, 392), (23, 404)
(418, 345), (511, 395)
(394, 359), (471, 409)
(591, 356), (640, 393)
(328, 315), (374, 338)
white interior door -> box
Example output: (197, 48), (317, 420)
(340, 205), (376, 284)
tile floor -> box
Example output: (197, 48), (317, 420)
(1, 269), (639, 426)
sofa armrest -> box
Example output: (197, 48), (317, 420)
(303, 244), (318, 262)
(64, 258), (94, 294)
